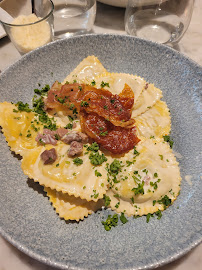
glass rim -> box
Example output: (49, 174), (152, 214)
(0, 0), (54, 27)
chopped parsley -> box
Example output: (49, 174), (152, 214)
(133, 146), (140, 156)
(99, 131), (108, 136)
(15, 101), (32, 112)
(81, 101), (89, 107)
(38, 113), (57, 131)
(100, 81), (110, 88)
(91, 190), (99, 199)
(126, 160), (133, 167)
(103, 195), (111, 207)
(95, 170), (102, 177)
(68, 115), (74, 122)
(65, 123), (73, 129)
(157, 195), (172, 209)
(132, 181), (144, 195)
(34, 84), (50, 96)
(73, 157), (83, 166)
(54, 134), (60, 140)
(32, 95), (57, 130)
(120, 212), (128, 224)
(115, 202), (120, 208)
(155, 210), (162, 219)
(109, 159), (122, 175)
(89, 152), (107, 165)
(57, 97), (66, 104)
(146, 213), (154, 223)
(163, 135), (174, 148)
(87, 142), (99, 152)
(102, 214), (118, 231)
(142, 168), (148, 174)
(159, 154), (163, 160)
(91, 80), (96, 86)
(150, 181), (158, 190)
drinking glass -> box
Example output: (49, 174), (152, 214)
(52, 0), (96, 39)
(125, 0), (194, 45)
(0, 0), (54, 55)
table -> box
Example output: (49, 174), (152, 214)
(0, 1), (202, 270)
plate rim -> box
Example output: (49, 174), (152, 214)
(0, 33), (202, 270)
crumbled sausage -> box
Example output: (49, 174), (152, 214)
(40, 148), (57, 164)
(56, 128), (68, 139)
(79, 132), (89, 143)
(62, 132), (89, 144)
(62, 132), (82, 144)
(68, 141), (83, 157)
(36, 133), (57, 145)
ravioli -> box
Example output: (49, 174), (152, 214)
(21, 143), (109, 202)
(45, 187), (103, 221)
(93, 72), (146, 103)
(0, 56), (181, 223)
(0, 102), (43, 155)
(135, 100), (171, 139)
(106, 139), (181, 216)
(62, 55), (107, 85)
(132, 83), (162, 118)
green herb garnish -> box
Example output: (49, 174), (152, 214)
(103, 195), (111, 207)
(120, 212), (128, 224)
(132, 181), (144, 195)
(89, 152), (107, 165)
(102, 214), (118, 231)
(163, 135), (174, 148)
(73, 157), (83, 166)
(157, 195), (172, 209)
(100, 81), (110, 88)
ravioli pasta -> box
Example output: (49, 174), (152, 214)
(21, 143), (108, 201)
(45, 187), (103, 221)
(0, 56), (181, 223)
(106, 139), (181, 216)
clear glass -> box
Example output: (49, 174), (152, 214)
(125, 0), (194, 45)
(52, 0), (96, 39)
(0, 0), (54, 55)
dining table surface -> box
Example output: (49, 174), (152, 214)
(0, 1), (202, 270)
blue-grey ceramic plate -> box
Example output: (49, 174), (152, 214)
(0, 34), (201, 270)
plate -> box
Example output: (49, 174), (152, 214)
(0, 34), (201, 270)
(98, 0), (167, 8)
(98, 0), (128, 8)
